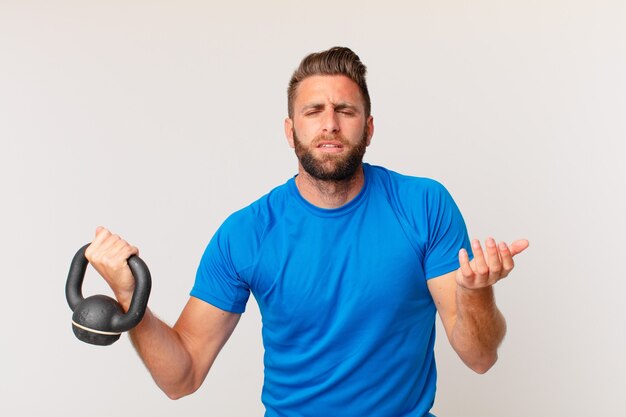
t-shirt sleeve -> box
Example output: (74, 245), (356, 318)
(422, 181), (473, 279)
(191, 220), (251, 314)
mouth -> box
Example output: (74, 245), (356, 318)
(316, 141), (344, 153)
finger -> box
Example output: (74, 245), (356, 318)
(509, 239), (530, 257)
(92, 226), (111, 244)
(459, 248), (474, 278)
(128, 244), (139, 257)
(485, 237), (502, 277)
(458, 248), (476, 288)
(88, 230), (124, 265)
(471, 239), (489, 278)
(499, 241), (514, 274)
(86, 227), (112, 260)
(110, 238), (139, 260)
(109, 238), (129, 257)
(99, 233), (122, 253)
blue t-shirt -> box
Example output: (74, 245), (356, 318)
(192, 163), (472, 417)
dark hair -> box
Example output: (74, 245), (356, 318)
(287, 46), (371, 118)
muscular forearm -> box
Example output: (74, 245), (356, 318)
(85, 228), (233, 399)
(129, 311), (197, 399)
(117, 290), (199, 399)
(450, 286), (506, 374)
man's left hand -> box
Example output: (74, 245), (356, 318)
(457, 238), (529, 291)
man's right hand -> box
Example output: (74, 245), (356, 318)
(84, 226), (140, 310)
(83, 227), (241, 400)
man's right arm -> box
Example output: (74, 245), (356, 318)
(85, 227), (240, 399)
(128, 298), (240, 399)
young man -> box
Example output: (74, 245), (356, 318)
(86, 47), (528, 417)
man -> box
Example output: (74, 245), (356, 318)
(86, 47), (528, 416)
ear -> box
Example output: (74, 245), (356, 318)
(365, 115), (374, 147)
(284, 117), (295, 148)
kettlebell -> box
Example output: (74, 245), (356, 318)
(65, 243), (151, 346)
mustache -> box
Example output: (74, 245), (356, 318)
(311, 134), (349, 146)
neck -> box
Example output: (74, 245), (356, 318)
(295, 165), (365, 209)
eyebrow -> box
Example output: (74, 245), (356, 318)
(300, 102), (360, 113)
(333, 103), (359, 112)
(301, 103), (325, 113)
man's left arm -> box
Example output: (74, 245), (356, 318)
(427, 237), (529, 373)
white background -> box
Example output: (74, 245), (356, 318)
(1, 1), (624, 416)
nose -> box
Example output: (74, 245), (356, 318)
(321, 109), (340, 134)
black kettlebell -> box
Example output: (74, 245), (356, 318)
(65, 243), (151, 346)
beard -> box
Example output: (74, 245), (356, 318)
(293, 129), (368, 182)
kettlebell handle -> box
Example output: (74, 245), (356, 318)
(65, 243), (152, 333)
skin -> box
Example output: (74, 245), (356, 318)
(428, 237), (529, 373)
(85, 74), (528, 399)
(284, 75), (374, 208)
(86, 228), (240, 399)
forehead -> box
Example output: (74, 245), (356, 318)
(294, 75), (364, 108)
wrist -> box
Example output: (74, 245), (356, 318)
(113, 290), (134, 312)
(455, 285), (496, 312)
(456, 283), (493, 297)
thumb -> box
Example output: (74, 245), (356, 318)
(95, 226), (107, 236)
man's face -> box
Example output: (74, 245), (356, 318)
(285, 75), (374, 181)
